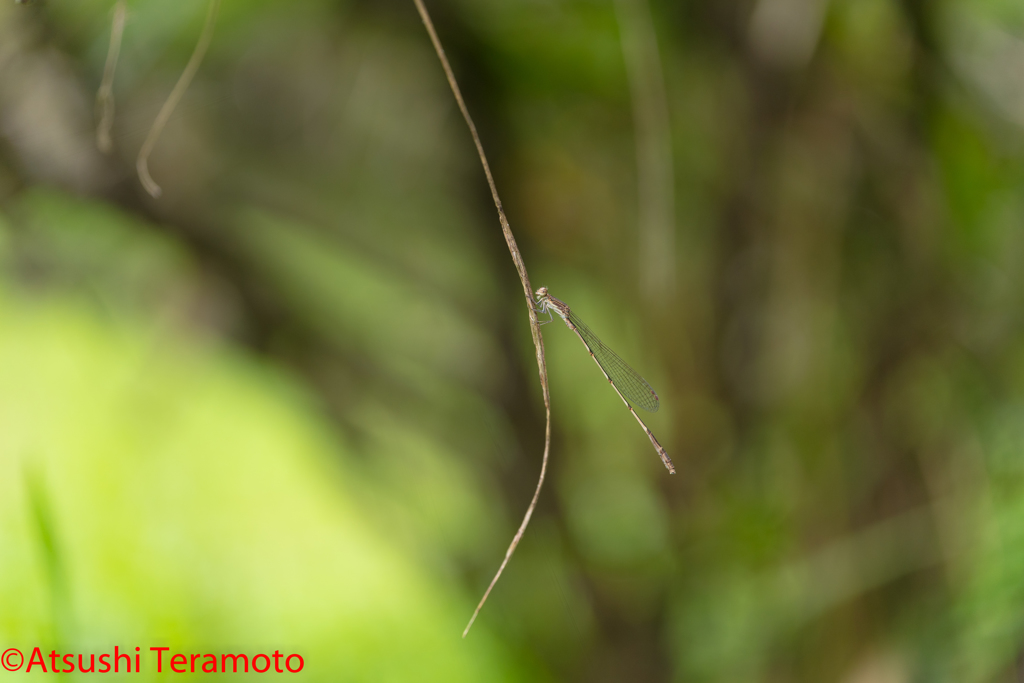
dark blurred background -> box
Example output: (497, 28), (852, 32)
(2, 0), (1024, 680)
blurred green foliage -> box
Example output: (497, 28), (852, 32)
(2, 0), (1024, 681)
(0, 191), (537, 680)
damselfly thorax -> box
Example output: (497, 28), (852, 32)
(534, 286), (569, 321)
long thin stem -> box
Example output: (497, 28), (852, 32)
(136, 0), (220, 198)
(410, 0), (552, 638)
(96, 0), (127, 154)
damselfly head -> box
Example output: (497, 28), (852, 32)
(535, 286), (548, 300)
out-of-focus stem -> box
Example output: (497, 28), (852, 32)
(614, 0), (676, 300)
(96, 0), (126, 154)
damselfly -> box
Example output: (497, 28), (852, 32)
(535, 287), (675, 474)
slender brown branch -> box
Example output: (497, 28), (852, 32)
(136, 0), (220, 198)
(410, 0), (552, 638)
(96, 0), (127, 154)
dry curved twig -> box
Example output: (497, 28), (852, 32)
(410, 0), (552, 639)
(137, 0), (220, 197)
